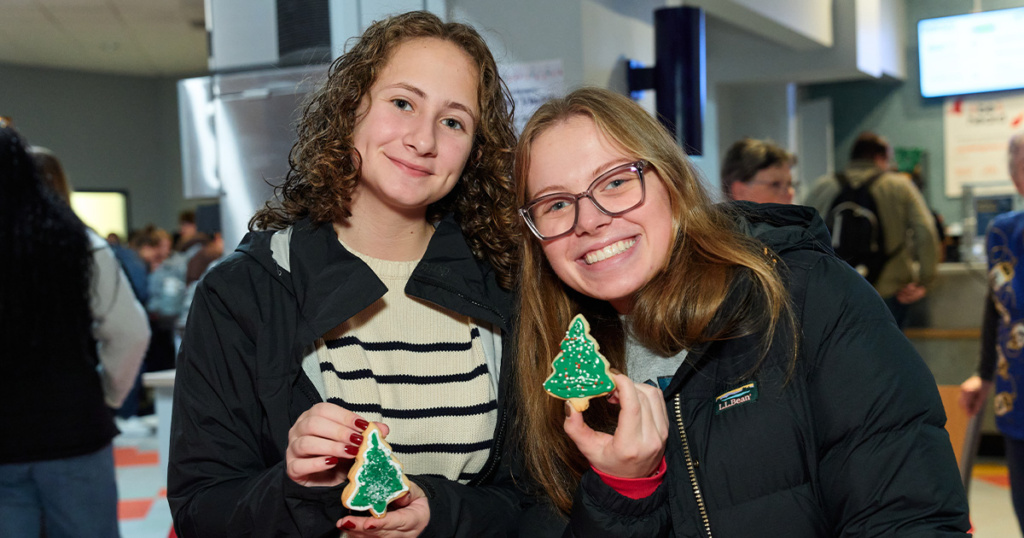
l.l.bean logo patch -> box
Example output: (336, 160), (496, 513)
(714, 382), (758, 414)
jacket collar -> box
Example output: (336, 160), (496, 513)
(729, 201), (834, 257)
(234, 214), (509, 340)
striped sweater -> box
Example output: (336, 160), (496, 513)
(317, 247), (496, 483)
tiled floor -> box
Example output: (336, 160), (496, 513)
(114, 431), (1022, 537)
(971, 459), (1021, 538)
(115, 432), (172, 538)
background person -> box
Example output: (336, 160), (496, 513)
(960, 131), (1024, 535)
(804, 131), (940, 328)
(168, 11), (522, 537)
(720, 137), (797, 204)
(0, 127), (150, 537)
(512, 88), (969, 537)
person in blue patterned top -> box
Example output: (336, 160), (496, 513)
(960, 131), (1024, 535)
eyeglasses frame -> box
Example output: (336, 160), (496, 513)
(746, 177), (797, 193)
(519, 160), (649, 241)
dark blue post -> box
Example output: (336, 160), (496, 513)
(654, 6), (705, 155)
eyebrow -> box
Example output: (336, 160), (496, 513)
(530, 158), (634, 198)
(388, 82), (478, 122)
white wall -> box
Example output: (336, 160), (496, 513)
(683, 0), (833, 50)
(450, 0), (585, 89)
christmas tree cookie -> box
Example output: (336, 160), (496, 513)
(543, 314), (616, 412)
(342, 423), (410, 518)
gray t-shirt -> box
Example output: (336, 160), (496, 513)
(623, 317), (687, 391)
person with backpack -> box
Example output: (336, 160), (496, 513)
(805, 131), (940, 328)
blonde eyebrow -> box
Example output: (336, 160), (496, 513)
(591, 159), (634, 178)
(529, 159), (635, 199)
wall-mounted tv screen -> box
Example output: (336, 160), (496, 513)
(918, 7), (1024, 98)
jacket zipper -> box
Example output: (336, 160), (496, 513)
(674, 392), (712, 537)
(412, 273), (508, 485)
(470, 411), (507, 486)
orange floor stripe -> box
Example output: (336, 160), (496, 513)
(972, 462), (1011, 489)
(118, 498), (154, 520)
(114, 446), (159, 466)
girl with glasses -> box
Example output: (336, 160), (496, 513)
(513, 87), (969, 537)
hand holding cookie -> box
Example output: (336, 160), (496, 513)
(285, 402), (387, 488)
(337, 480), (430, 537)
(563, 372), (669, 479)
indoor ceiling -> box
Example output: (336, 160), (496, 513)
(0, 0), (209, 77)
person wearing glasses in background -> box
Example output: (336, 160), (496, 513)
(720, 137), (797, 205)
(511, 88), (969, 537)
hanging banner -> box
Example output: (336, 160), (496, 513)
(502, 59), (564, 134)
(944, 92), (1024, 197)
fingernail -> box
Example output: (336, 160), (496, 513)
(609, 368), (623, 376)
(325, 456), (339, 466)
(341, 520), (356, 529)
(354, 418), (370, 430)
(344, 445), (359, 455)
(350, 433), (364, 445)
(366, 524), (376, 530)
(564, 401), (572, 417)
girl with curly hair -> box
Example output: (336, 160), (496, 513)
(169, 11), (522, 536)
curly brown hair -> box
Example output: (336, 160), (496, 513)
(250, 11), (518, 289)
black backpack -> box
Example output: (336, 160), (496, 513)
(825, 172), (888, 284)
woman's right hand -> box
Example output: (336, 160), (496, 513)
(285, 402), (387, 487)
(959, 375), (993, 417)
(562, 373), (668, 478)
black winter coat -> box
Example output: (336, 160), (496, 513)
(527, 203), (970, 538)
(168, 216), (523, 537)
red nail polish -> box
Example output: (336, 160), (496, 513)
(341, 520), (356, 529)
(366, 524), (376, 530)
(354, 418), (370, 430)
(350, 433), (364, 445)
(325, 456), (339, 466)
(345, 445), (359, 455)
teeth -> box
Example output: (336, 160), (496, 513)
(584, 238), (636, 265)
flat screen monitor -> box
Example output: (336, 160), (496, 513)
(918, 7), (1024, 98)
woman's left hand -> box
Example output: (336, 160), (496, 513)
(563, 372), (669, 478)
(336, 481), (430, 537)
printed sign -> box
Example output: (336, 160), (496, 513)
(944, 92), (1024, 197)
(502, 59), (565, 134)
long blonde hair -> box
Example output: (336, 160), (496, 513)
(513, 87), (794, 513)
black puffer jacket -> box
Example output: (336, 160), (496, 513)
(168, 215), (522, 537)
(533, 203), (970, 537)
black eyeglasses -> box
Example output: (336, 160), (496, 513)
(519, 160), (648, 241)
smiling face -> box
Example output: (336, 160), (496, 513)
(525, 116), (674, 313)
(349, 37), (479, 221)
